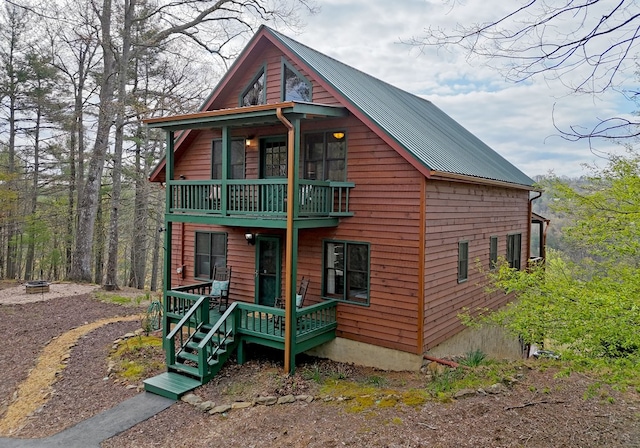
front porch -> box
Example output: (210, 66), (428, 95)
(144, 284), (338, 399)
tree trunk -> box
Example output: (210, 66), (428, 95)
(128, 125), (149, 289)
(69, 0), (115, 282)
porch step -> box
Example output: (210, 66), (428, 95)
(169, 363), (201, 378)
(143, 372), (201, 400)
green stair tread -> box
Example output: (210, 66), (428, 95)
(143, 372), (201, 399)
(177, 351), (199, 362)
(170, 363), (201, 377)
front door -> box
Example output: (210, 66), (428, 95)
(255, 236), (281, 306)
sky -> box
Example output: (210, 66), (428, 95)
(288, 0), (638, 178)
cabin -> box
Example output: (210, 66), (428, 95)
(143, 25), (543, 399)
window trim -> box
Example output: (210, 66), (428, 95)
(239, 64), (266, 107)
(458, 240), (469, 283)
(280, 57), (312, 102)
(489, 235), (498, 271)
(194, 231), (227, 281)
(211, 138), (245, 180)
(322, 239), (370, 306)
(506, 232), (522, 270)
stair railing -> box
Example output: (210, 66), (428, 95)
(197, 301), (238, 379)
(165, 295), (209, 367)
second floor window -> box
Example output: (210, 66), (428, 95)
(212, 139), (245, 179)
(489, 236), (498, 270)
(303, 131), (347, 181)
(458, 241), (469, 283)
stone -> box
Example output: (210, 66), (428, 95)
(295, 395), (314, 403)
(486, 383), (508, 395)
(277, 394), (296, 404)
(196, 401), (215, 412)
(181, 393), (202, 405)
(255, 396), (278, 406)
(231, 401), (253, 410)
(453, 388), (477, 399)
(209, 404), (232, 414)
(123, 332), (136, 339)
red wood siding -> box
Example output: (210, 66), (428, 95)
(422, 181), (530, 350)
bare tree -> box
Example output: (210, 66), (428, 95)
(411, 0), (640, 140)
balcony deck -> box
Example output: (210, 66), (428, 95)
(167, 179), (354, 228)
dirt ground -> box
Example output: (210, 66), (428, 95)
(0, 282), (639, 447)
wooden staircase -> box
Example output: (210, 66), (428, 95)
(144, 299), (238, 400)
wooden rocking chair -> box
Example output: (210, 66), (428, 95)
(209, 266), (232, 312)
(273, 277), (310, 329)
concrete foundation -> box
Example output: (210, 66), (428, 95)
(305, 337), (423, 371)
(427, 324), (525, 361)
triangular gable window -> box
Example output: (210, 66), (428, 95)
(241, 66), (266, 106)
(282, 59), (311, 102)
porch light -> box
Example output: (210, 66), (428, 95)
(332, 131), (345, 140)
(245, 135), (255, 147)
(245, 232), (255, 245)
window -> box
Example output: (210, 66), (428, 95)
(507, 233), (522, 270)
(282, 59), (311, 102)
(262, 138), (288, 178)
(241, 67), (265, 107)
(195, 232), (227, 279)
(303, 131), (347, 181)
(323, 240), (369, 305)
(458, 241), (469, 283)
(212, 139), (245, 179)
(489, 236), (498, 270)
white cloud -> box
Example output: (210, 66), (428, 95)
(295, 0), (637, 177)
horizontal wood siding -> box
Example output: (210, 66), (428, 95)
(422, 181), (530, 350)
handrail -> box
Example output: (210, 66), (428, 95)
(166, 295), (207, 340)
(197, 301), (238, 349)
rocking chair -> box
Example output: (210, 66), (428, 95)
(209, 266), (232, 312)
(273, 277), (310, 329)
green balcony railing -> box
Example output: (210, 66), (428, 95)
(168, 179), (354, 218)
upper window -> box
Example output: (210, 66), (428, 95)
(303, 131), (347, 181)
(241, 67), (266, 107)
(458, 241), (469, 283)
(195, 232), (227, 279)
(212, 139), (245, 179)
(323, 240), (369, 305)
(282, 59), (311, 102)
(507, 233), (522, 270)
(262, 137), (288, 178)
(489, 236), (498, 270)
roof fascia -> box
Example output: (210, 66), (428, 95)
(429, 171), (536, 191)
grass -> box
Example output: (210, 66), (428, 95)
(110, 335), (164, 382)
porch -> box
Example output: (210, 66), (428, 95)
(144, 283), (338, 399)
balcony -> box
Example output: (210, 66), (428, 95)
(167, 179), (354, 226)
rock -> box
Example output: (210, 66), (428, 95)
(231, 401), (253, 410)
(295, 395), (314, 403)
(277, 394), (296, 404)
(181, 393), (202, 405)
(196, 401), (215, 412)
(126, 384), (137, 390)
(255, 396), (278, 406)
(453, 388), (477, 399)
(427, 362), (447, 375)
(209, 404), (232, 414)
(123, 332), (136, 339)
(112, 339), (122, 345)
(486, 383), (508, 395)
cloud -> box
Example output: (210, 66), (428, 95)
(296, 0), (637, 178)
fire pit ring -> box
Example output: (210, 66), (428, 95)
(25, 280), (50, 294)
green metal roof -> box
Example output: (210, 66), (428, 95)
(266, 27), (535, 188)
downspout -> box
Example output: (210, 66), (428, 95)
(276, 107), (295, 374)
(527, 191), (542, 266)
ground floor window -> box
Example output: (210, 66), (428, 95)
(507, 233), (522, 270)
(323, 240), (369, 305)
(195, 232), (227, 279)
(458, 241), (469, 283)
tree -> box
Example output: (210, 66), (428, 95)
(472, 151), (640, 362)
(411, 0), (640, 141)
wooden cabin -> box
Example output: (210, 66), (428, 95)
(143, 26), (542, 399)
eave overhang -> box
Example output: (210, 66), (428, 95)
(143, 101), (349, 132)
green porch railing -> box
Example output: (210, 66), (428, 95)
(168, 179), (354, 217)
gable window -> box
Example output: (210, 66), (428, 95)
(489, 236), (498, 270)
(241, 67), (266, 107)
(506, 233), (522, 270)
(458, 240), (469, 283)
(303, 131), (347, 181)
(195, 232), (227, 279)
(323, 240), (369, 305)
(282, 59), (311, 102)
(212, 139), (245, 179)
